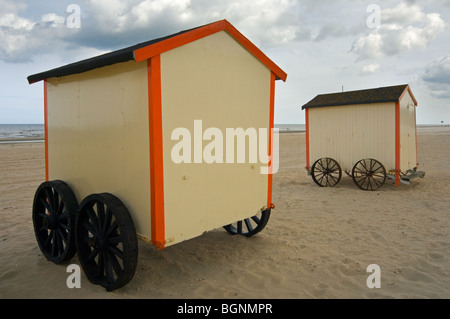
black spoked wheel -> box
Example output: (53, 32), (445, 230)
(75, 193), (138, 291)
(32, 180), (78, 264)
(223, 209), (271, 238)
(352, 158), (387, 191)
(311, 158), (342, 187)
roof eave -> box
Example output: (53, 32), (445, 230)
(302, 99), (400, 110)
(28, 19), (287, 84)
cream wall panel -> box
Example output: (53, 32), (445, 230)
(309, 103), (396, 172)
(47, 61), (152, 241)
(160, 31), (271, 246)
(400, 91), (417, 171)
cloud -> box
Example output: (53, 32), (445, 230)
(422, 55), (450, 99)
(0, 0), (81, 62)
(361, 63), (380, 74)
(0, 13), (37, 62)
(0, 0), (310, 63)
(351, 3), (446, 60)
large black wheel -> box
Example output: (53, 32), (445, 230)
(223, 209), (271, 238)
(311, 158), (342, 187)
(352, 158), (387, 191)
(75, 193), (138, 291)
(32, 180), (78, 264)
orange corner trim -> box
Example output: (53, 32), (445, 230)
(147, 56), (166, 250)
(305, 108), (310, 171)
(134, 19), (287, 82)
(267, 72), (276, 209)
(399, 84), (418, 107)
(44, 80), (49, 181)
(395, 101), (401, 186)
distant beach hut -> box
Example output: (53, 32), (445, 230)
(301, 84), (425, 191)
(27, 19), (287, 291)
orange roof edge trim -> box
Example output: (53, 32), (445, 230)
(399, 84), (418, 106)
(133, 19), (287, 82)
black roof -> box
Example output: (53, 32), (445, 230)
(301, 84), (411, 110)
(27, 25), (201, 84)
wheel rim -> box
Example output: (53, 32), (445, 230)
(75, 193), (138, 291)
(311, 158), (342, 187)
(32, 181), (78, 263)
(352, 158), (386, 191)
(223, 209), (271, 238)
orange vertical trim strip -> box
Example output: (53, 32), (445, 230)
(267, 72), (276, 209)
(395, 101), (401, 186)
(305, 108), (310, 171)
(44, 80), (49, 181)
(147, 56), (166, 250)
(415, 104), (418, 167)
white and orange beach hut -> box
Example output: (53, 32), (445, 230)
(28, 19), (287, 291)
(302, 84), (425, 191)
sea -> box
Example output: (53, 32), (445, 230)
(0, 124), (45, 143)
(0, 124), (305, 144)
(275, 124), (306, 132)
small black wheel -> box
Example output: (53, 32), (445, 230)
(223, 209), (271, 238)
(75, 193), (138, 291)
(311, 158), (342, 187)
(32, 180), (78, 264)
(352, 158), (386, 191)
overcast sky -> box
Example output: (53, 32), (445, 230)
(0, 0), (449, 124)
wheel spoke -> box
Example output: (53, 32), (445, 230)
(108, 251), (124, 276)
(97, 251), (105, 278)
(52, 190), (60, 217)
(44, 188), (54, 212)
(40, 197), (52, 214)
(59, 222), (70, 231)
(87, 206), (100, 231)
(83, 221), (97, 235)
(103, 208), (113, 233)
(97, 202), (105, 231)
(244, 219), (254, 233)
(44, 232), (52, 249)
(87, 247), (100, 262)
(355, 176), (367, 186)
(107, 236), (123, 245)
(329, 174), (338, 183)
(57, 211), (69, 221)
(57, 228), (68, 246)
(237, 221), (242, 234)
(104, 253), (115, 283)
(317, 174), (326, 185)
(106, 220), (119, 237)
(56, 199), (64, 217)
(251, 216), (260, 224)
(51, 231), (57, 257)
(107, 242), (124, 260)
(317, 160), (325, 171)
(367, 177), (373, 191)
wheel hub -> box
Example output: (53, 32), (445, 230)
(44, 214), (58, 230)
(90, 233), (108, 251)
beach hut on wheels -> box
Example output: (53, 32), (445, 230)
(301, 84), (425, 191)
(27, 19), (287, 291)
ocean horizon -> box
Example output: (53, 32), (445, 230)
(0, 123), (446, 142)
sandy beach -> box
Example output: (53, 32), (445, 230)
(0, 127), (449, 299)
